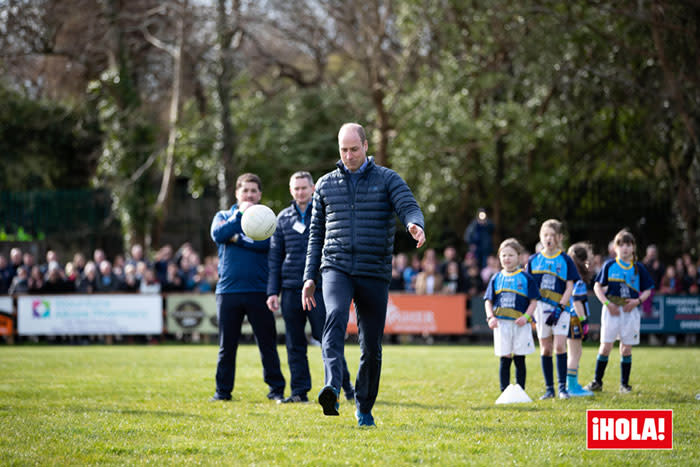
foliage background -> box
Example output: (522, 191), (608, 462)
(1, 0), (697, 258)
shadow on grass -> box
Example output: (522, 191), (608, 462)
(65, 404), (202, 419)
(375, 400), (452, 410)
(468, 404), (543, 412)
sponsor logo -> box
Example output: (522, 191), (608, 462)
(172, 300), (206, 328)
(587, 410), (672, 450)
(32, 300), (51, 319)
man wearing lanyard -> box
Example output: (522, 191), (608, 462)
(267, 171), (355, 404)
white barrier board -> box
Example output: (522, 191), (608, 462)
(0, 296), (12, 314)
(18, 294), (162, 335)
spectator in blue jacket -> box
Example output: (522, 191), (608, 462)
(302, 123), (426, 427)
(209, 173), (285, 403)
(267, 171), (355, 404)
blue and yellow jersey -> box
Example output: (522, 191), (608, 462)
(569, 280), (590, 318)
(526, 250), (580, 306)
(484, 269), (540, 320)
(595, 258), (654, 306)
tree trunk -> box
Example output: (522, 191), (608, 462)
(372, 85), (390, 167)
(650, 1), (700, 249)
(151, 0), (186, 248)
(215, 0), (239, 210)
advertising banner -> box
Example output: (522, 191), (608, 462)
(347, 294), (467, 335)
(166, 294), (218, 333)
(0, 296), (13, 336)
(17, 295), (162, 335)
(641, 295), (700, 333)
(164, 294), (287, 335)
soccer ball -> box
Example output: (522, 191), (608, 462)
(241, 204), (277, 241)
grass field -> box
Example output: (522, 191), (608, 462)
(1, 343), (698, 465)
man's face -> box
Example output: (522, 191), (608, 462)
(290, 177), (314, 206)
(10, 249), (21, 264)
(338, 127), (368, 172)
(236, 181), (262, 205)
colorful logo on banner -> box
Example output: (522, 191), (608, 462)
(587, 410), (673, 450)
(32, 300), (51, 319)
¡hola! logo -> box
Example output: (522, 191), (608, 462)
(32, 300), (51, 319)
(587, 410), (673, 450)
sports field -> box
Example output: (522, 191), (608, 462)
(1, 344), (697, 465)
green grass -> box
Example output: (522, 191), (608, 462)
(1, 343), (698, 465)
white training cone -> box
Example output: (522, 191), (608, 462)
(495, 384), (533, 404)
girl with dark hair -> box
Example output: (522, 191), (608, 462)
(584, 230), (654, 394)
(565, 242), (594, 397)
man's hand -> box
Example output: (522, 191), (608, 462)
(302, 280), (317, 310)
(238, 201), (253, 212)
(266, 295), (280, 312)
(407, 223), (426, 248)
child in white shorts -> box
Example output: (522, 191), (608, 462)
(525, 219), (580, 400)
(484, 239), (540, 392)
(584, 229), (654, 394)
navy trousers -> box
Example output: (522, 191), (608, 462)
(215, 292), (285, 399)
(321, 268), (389, 413)
(281, 287), (353, 397)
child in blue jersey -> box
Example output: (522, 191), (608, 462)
(526, 219), (580, 400)
(565, 242), (594, 397)
(484, 239), (540, 392)
(584, 230), (654, 394)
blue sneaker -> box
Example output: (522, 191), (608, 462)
(355, 409), (376, 427)
(568, 382), (594, 397)
(318, 385), (339, 416)
(539, 388), (555, 400)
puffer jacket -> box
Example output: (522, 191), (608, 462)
(267, 201), (313, 295)
(303, 157), (424, 283)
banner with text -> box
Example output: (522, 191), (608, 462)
(641, 295), (700, 333)
(347, 294), (467, 335)
(166, 294), (218, 333)
(164, 294), (288, 335)
(17, 295), (163, 335)
(0, 296), (13, 336)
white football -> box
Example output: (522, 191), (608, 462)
(241, 204), (277, 241)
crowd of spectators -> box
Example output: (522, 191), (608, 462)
(390, 243), (700, 299)
(1, 242), (699, 298)
(0, 243), (219, 296)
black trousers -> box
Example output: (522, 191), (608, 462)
(321, 269), (389, 413)
(214, 292), (285, 398)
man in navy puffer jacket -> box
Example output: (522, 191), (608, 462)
(302, 123), (426, 427)
(267, 171), (355, 404)
(209, 173), (285, 402)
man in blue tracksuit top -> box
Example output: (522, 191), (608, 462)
(267, 171), (355, 404)
(302, 123), (426, 427)
(209, 173), (285, 402)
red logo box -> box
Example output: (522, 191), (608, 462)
(587, 410), (673, 450)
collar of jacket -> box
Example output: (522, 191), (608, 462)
(336, 156), (375, 174)
(290, 200), (312, 217)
